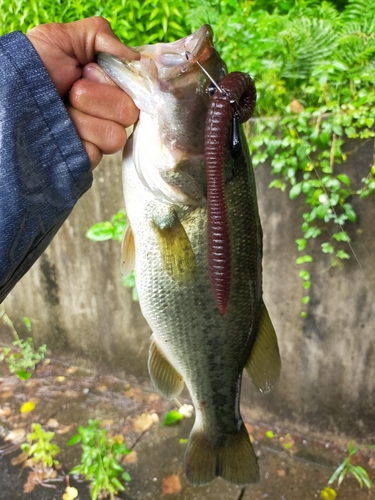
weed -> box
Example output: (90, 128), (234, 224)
(67, 419), (131, 500)
(325, 441), (372, 495)
(0, 316), (47, 380)
(0, 313), (47, 379)
(20, 423), (61, 470)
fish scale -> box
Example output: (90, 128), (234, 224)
(97, 24), (281, 486)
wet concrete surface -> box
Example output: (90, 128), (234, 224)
(0, 356), (374, 500)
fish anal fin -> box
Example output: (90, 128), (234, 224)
(152, 211), (196, 280)
(121, 223), (135, 277)
(245, 302), (281, 393)
(185, 423), (259, 486)
(148, 336), (184, 399)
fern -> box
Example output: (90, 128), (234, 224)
(280, 17), (340, 82)
(342, 0), (375, 20)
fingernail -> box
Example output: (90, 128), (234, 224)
(83, 64), (112, 84)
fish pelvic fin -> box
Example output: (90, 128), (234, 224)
(152, 210), (197, 280)
(185, 423), (259, 486)
(121, 223), (136, 277)
(148, 336), (184, 399)
(245, 301), (281, 393)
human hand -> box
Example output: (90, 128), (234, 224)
(26, 17), (140, 168)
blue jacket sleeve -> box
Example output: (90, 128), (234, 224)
(0, 32), (93, 303)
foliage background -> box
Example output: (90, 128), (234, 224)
(1, 0), (374, 308)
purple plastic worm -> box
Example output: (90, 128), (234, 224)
(205, 72), (256, 314)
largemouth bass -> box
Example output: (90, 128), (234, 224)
(97, 25), (281, 486)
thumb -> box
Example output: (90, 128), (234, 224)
(63, 16), (140, 65)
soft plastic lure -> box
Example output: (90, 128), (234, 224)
(205, 72), (257, 314)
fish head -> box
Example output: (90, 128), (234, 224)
(97, 25), (227, 158)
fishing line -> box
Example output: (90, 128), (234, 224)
(185, 51), (225, 95)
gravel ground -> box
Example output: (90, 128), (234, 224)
(0, 356), (374, 500)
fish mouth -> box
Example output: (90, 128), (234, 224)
(136, 24), (215, 79)
(97, 25), (219, 96)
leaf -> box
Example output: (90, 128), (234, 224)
(132, 413), (155, 432)
(337, 174), (350, 186)
(5, 428), (26, 442)
(321, 243), (334, 254)
(11, 452), (28, 465)
(320, 486), (337, 500)
(289, 183), (302, 199)
(62, 486), (79, 500)
(266, 430), (275, 438)
(20, 401), (35, 413)
(344, 204), (357, 222)
(67, 434), (81, 446)
(299, 270), (310, 280)
(16, 370), (31, 380)
(124, 451), (137, 463)
(85, 222), (114, 241)
(163, 410), (184, 426)
(122, 471), (132, 481)
(336, 250), (350, 260)
(328, 460), (347, 485)
(46, 418), (59, 428)
(66, 366), (79, 375)
(296, 255), (313, 264)
(22, 317), (32, 331)
(333, 231), (351, 242)
(162, 474), (182, 495)
(296, 238), (306, 251)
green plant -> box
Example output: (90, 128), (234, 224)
(86, 210), (127, 242)
(326, 441), (372, 493)
(0, 0), (189, 45)
(86, 210), (138, 300)
(0, 315), (47, 380)
(163, 409), (184, 426)
(20, 423), (61, 470)
(67, 419), (131, 500)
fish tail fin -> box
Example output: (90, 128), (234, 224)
(184, 422), (259, 485)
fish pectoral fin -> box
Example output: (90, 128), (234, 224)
(148, 336), (184, 399)
(121, 223), (136, 277)
(152, 210), (196, 280)
(185, 423), (259, 486)
(245, 302), (281, 393)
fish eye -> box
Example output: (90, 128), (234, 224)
(208, 82), (216, 96)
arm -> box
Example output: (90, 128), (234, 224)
(0, 18), (139, 302)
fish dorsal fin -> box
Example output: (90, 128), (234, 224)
(245, 302), (281, 393)
(121, 223), (135, 277)
(148, 335), (184, 399)
(152, 211), (196, 280)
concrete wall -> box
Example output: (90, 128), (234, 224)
(243, 136), (375, 440)
(1, 139), (374, 439)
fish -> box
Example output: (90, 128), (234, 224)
(97, 25), (281, 486)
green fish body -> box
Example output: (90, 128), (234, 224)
(97, 25), (280, 486)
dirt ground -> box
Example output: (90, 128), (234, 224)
(0, 356), (374, 500)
